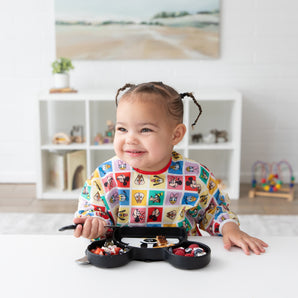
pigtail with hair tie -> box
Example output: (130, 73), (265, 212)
(115, 83), (135, 106)
(180, 92), (202, 129)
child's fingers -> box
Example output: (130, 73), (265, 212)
(222, 235), (232, 250)
(89, 218), (99, 239)
(82, 217), (93, 238)
(73, 223), (83, 238)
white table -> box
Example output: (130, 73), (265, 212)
(0, 235), (296, 298)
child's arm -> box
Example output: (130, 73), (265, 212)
(222, 221), (269, 255)
(73, 171), (113, 240)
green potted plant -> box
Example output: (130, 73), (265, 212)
(52, 57), (74, 89)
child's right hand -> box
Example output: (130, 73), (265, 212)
(73, 216), (107, 239)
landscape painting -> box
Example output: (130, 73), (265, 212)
(55, 0), (220, 60)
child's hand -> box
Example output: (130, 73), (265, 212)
(222, 222), (269, 255)
(73, 217), (107, 239)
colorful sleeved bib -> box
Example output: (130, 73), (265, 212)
(76, 151), (239, 236)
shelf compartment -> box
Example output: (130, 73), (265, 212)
(188, 100), (236, 145)
(39, 100), (86, 146)
(89, 100), (116, 146)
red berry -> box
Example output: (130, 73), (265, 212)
(188, 244), (199, 249)
(174, 250), (185, 256)
(185, 253), (193, 257)
(114, 247), (121, 255)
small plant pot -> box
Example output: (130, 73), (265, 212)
(53, 73), (69, 89)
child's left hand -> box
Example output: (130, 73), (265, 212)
(222, 222), (269, 255)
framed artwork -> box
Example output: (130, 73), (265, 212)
(55, 0), (220, 60)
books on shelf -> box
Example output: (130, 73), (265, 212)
(48, 150), (86, 192)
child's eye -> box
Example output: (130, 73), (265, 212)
(117, 127), (127, 132)
(141, 128), (152, 133)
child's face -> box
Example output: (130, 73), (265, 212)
(114, 96), (180, 172)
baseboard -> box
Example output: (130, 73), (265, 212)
(0, 171), (36, 183)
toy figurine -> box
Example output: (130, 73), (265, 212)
(210, 129), (228, 143)
(191, 133), (203, 143)
(94, 133), (104, 145)
(103, 120), (115, 144)
(70, 125), (85, 143)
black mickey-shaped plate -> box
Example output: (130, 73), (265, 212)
(85, 226), (211, 269)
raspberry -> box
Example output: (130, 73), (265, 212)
(174, 249), (185, 256)
(188, 244), (199, 249)
(173, 247), (185, 254)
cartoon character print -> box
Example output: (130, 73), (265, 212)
(185, 176), (198, 191)
(182, 192), (199, 206)
(102, 174), (116, 192)
(116, 159), (129, 171)
(199, 190), (209, 208)
(92, 179), (105, 197)
(200, 166), (210, 184)
(171, 151), (182, 161)
(185, 162), (200, 174)
(80, 183), (90, 201)
(163, 207), (180, 222)
(167, 175), (183, 190)
(150, 174), (166, 188)
(131, 172), (149, 188)
(148, 191), (164, 205)
(206, 197), (217, 216)
(131, 208), (146, 223)
(165, 192), (182, 205)
(167, 210), (177, 220)
(118, 189), (130, 205)
(91, 205), (110, 220)
(117, 207), (129, 223)
(106, 189), (119, 208)
(115, 173), (130, 187)
(132, 190), (147, 206)
(214, 190), (228, 206)
(178, 218), (192, 232)
(135, 174), (145, 185)
(188, 205), (202, 218)
(98, 161), (113, 177)
(208, 176), (217, 195)
(148, 207), (163, 222)
(168, 161), (183, 174)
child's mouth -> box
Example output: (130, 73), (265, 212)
(126, 150), (145, 157)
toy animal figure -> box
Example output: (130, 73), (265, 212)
(210, 129), (228, 143)
(192, 133), (203, 143)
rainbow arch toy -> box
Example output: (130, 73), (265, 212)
(249, 160), (295, 201)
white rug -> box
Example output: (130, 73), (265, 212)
(0, 213), (297, 237)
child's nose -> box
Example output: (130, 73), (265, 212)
(126, 132), (139, 145)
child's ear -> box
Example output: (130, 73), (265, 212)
(172, 123), (186, 145)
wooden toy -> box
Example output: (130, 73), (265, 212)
(94, 120), (115, 145)
(70, 125), (85, 143)
(52, 132), (71, 145)
(52, 126), (85, 145)
(249, 160), (295, 201)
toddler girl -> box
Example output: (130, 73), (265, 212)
(74, 82), (268, 255)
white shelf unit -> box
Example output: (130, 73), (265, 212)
(37, 89), (242, 200)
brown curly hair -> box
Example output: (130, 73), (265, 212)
(115, 82), (202, 128)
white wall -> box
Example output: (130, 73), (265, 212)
(0, 0), (298, 183)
